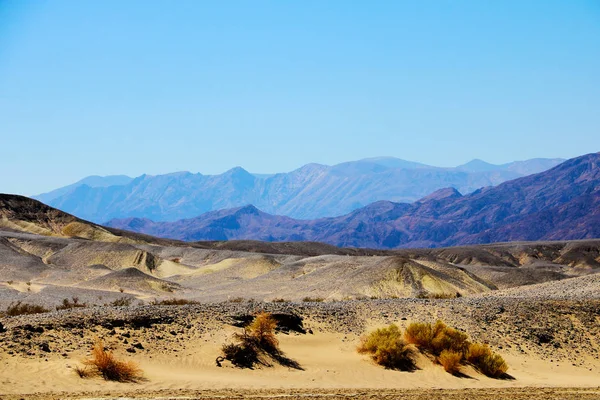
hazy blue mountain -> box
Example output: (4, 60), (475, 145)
(106, 153), (600, 249)
(35, 157), (564, 223)
(35, 175), (133, 204)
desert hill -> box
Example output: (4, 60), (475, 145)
(1, 191), (599, 307)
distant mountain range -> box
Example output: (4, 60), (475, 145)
(34, 157), (563, 223)
(106, 153), (600, 249)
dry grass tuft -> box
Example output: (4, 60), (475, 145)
(83, 340), (142, 382)
(438, 349), (463, 375)
(73, 365), (93, 378)
(357, 324), (416, 371)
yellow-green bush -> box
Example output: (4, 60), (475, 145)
(361, 320), (508, 378)
(438, 349), (462, 375)
(357, 324), (416, 371)
(466, 343), (508, 378)
(405, 320), (469, 356)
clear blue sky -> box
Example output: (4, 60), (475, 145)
(1, 0), (599, 195)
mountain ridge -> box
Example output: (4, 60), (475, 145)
(35, 157), (564, 222)
(105, 153), (600, 249)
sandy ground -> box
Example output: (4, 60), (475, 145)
(1, 325), (599, 399)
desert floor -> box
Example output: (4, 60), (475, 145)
(1, 299), (599, 399)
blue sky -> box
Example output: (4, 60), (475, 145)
(1, 0), (599, 195)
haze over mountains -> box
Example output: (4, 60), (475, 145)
(107, 153), (600, 249)
(35, 157), (563, 223)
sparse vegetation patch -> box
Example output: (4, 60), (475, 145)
(359, 320), (508, 378)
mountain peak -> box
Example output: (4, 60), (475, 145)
(418, 187), (462, 202)
(235, 204), (260, 215)
(457, 159), (498, 172)
(224, 166), (251, 176)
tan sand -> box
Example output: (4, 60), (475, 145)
(1, 329), (598, 398)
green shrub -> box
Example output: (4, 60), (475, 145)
(357, 324), (416, 371)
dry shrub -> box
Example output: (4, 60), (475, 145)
(271, 298), (290, 303)
(438, 349), (462, 375)
(220, 342), (259, 368)
(219, 312), (302, 369)
(404, 321), (433, 349)
(357, 324), (416, 371)
(56, 297), (87, 311)
(151, 298), (198, 306)
(416, 291), (460, 299)
(221, 312), (280, 368)
(302, 297), (325, 302)
(431, 323), (469, 355)
(228, 297), (245, 303)
(466, 343), (508, 378)
(73, 365), (93, 378)
(84, 340), (142, 382)
(109, 297), (133, 307)
(405, 320), (469, 356)
(5, 301), (49, 317)
(245, 312), (279, 351)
